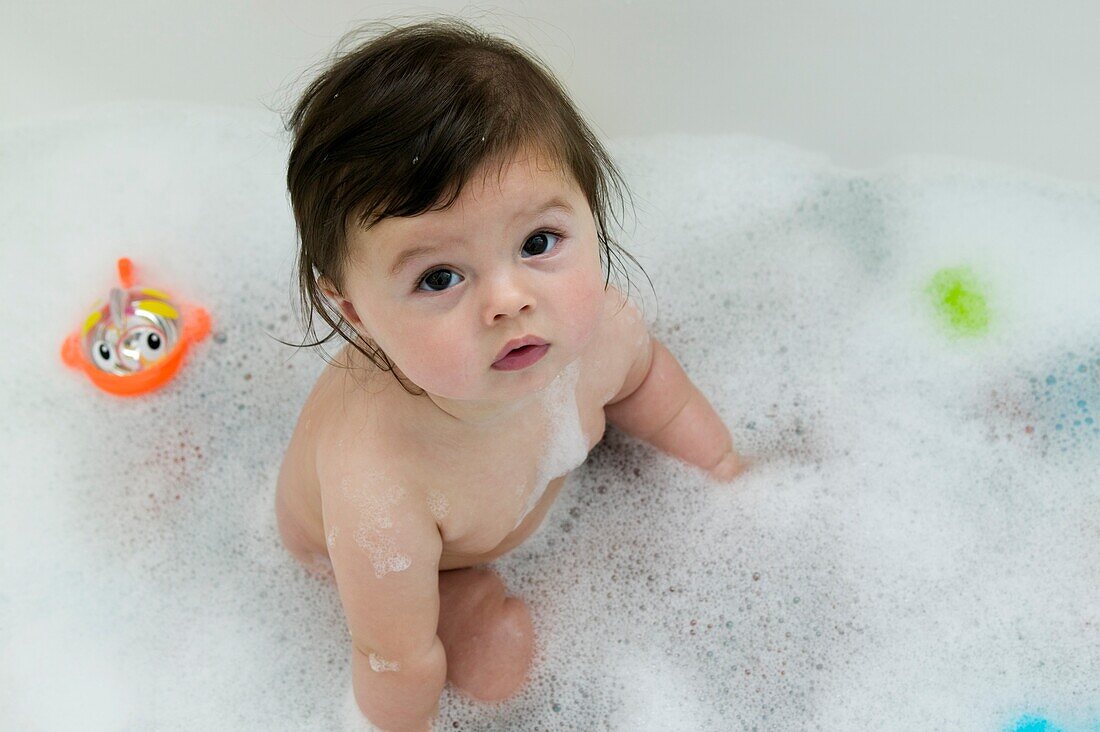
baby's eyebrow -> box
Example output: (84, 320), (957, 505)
(385, 197), (574, 278)
(387, 243), (444, 279)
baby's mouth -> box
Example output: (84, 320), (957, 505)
(491, 342), (551, 370)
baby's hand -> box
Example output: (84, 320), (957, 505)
(707, 450), (749, 483)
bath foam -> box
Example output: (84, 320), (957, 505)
(343, 483), (411, 578)
(367, 652), (400, 674)
(1, 103), (1098, 730)
(512, 356), (590, 531)
(426, 489), (450, 521)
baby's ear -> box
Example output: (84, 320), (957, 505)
(317, 276), (367, 332)
(317, 275), (341, 304)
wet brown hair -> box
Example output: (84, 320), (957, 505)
(279, 16), (652, 394)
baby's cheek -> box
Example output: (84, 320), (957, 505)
(402, 327), (476, 393)
(566, 275), (607, 348)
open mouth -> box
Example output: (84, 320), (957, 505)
(491, 343), (550, 371)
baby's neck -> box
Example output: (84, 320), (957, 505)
(420, 389), (540, 432)
(345, 342), (556, 438)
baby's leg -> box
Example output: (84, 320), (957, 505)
(275, 499), (333, 579)
(437, 567), (535, 702)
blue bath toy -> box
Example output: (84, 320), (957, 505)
(1008, 715), (1063, 732)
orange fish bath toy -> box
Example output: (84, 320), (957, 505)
(60, 257), (211, 396)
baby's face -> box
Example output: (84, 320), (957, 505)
(333, 145), (606, 421)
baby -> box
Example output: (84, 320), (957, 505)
(274, 17), (747, 732)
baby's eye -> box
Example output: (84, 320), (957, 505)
(521, 231), (561, 258)
(416, 267), (461, 293)
(414, 230), (563, 293)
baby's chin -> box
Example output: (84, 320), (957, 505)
(427, 345), (573, 400)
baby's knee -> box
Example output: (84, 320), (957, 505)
(439, 567), (507, 612)
(472, 596), (535, 701)
(499, 596), (535, 652)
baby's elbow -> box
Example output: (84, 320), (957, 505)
(275, 494), (323, 569)
(351, 637), (446, 732)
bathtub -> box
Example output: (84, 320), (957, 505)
(1, 93), (1098, 731)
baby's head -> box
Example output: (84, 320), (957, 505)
(283, 17), (648, 421)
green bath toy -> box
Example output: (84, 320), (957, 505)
(926, 266), (990, 337)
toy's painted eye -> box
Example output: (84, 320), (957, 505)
(136, 328), (167, 362)
(92, 340), (118, 369)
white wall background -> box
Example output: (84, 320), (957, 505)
(4, 0), (1099, 187)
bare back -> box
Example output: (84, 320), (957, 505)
(275, 285), (648, 571)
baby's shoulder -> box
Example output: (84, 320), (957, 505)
(312, 410), (442, 562)
(276, 348), (396, 552)
(311, 352), (428, 500)
(586, 283), (651, 406)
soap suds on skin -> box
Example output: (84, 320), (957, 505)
(340, 473), (412, 578)
(426, 490), (450, 520)
(368, 653), (401, 673)
(353, 526), (412, 578)
(512, 358), (592, 530)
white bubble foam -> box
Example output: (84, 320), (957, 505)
(426, 489), (450, 520)
(509, 358), (590, 530)
(2, 103), (1098, 730)
(367, 653), (401, 673)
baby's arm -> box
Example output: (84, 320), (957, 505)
(321, 475), (446, 732)
(605, 303), (746, 481)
